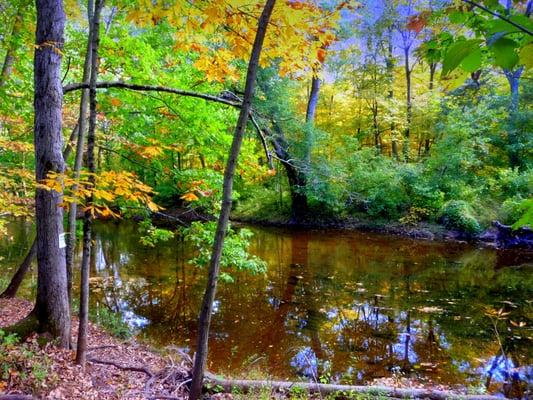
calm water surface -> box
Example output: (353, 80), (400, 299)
(1, 219), (532, 396)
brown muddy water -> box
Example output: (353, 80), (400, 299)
(1, 219), (532, 397)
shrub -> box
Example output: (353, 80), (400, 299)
(439, 200), (481, 234)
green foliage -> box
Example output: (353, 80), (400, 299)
(181, 221), (266, 283)
(439, 200), (481, 234)
(511, 198), (533, 229)
(138, 219), (175, 247)
(90, 305), (132, 339)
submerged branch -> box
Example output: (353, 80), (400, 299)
(205, 376), (503, 400)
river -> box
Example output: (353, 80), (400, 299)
(1, 219), (531, 397)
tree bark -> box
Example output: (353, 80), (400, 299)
(76, 0), (103, 367)
(189, 1), (277, 398)
(33, 0), (70, 348)
(66, 0), (94, 304)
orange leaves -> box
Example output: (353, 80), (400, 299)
(181, 192), (199, 202)
(180, 179), (215, 203)
(317, 48), (327, 64)
(109, 97), (122, 107)
(407, 11), (432, 34)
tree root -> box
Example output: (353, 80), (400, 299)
(87, 357), (154, 377)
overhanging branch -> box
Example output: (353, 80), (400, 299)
(462, 0), (533, 36)
(63, 81), (273, 165)
(63, 81), (241, 108)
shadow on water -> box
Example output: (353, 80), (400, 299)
(1, 219), (531, 397)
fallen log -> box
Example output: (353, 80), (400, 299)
(205, 375), (502, 400)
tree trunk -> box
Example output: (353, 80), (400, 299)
(403, 46), (412, 162)
(33, 0), (70, 348)
(189, 0), (277, 398)
(0, 6), (24, 87)
(0, 122), (80, 299)
(66, 0), (94, 303)
(425, 62), (437, 156)
(372, 100), (380, 151)
(304, 75), (320, 166)
(305, 76), (320, 124)
(386, 29), (398, 160)
(0, 241), (36, 298)
(269, 124), (308, 223)
(504, 67), (524, 169)
(76, 0), (103, 368)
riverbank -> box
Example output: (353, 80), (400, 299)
(231, 213), (533, 250)
(0, 299), (509, 400)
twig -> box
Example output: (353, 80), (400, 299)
(87, 344), (120, 351)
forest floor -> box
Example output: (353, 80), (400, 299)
(0, 298), (189, 400)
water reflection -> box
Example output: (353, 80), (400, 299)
(0, 220), (531, 397)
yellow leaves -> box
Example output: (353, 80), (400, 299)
(38, 170), (161, 217)
(125, 0), (349, 82)
(0, 138), (33, 153)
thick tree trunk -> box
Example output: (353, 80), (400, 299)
(33, 0), (70, 348)
(76, 0), (103, 368)
(189, 1), (277, 398)
(66, 0), (94, 303)
(0, 7), (24, 87)
(0, 122), (79, 299)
